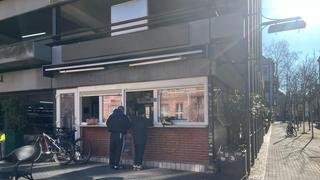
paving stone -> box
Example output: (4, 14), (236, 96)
(21, 122), (320, 180)
(250, 122), (320, 180)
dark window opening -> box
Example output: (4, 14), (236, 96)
(126, 91), (153, 126)
(81, 96), (99, 123)
(0, 91), (54, 135)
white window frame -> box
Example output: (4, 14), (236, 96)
(154, 84), (208, 127)
(175, 103), (184, 119)
(56, 88), (80, 139)
(59, 77), (208, 129)
(160, 104), (169, 118)
(79, 92), (123, 126)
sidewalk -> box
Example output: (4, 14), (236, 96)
(16, 162), (235, 180)
(25, 163), (215, 180)
(249, 122), (320, 180)
(248, 124), (272, 180)
(11, 156), (242, 179)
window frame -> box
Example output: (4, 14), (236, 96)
(154, 85), (208, 127)
(74, 77), (208, 128)
(111, 0), (149, 36)
(79, 92), (123, 126)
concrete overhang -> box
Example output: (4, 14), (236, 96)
(0, 0), (71, 21)
(0, 41), (52, 72)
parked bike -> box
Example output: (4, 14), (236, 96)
(286, 123), (297, 137)
(32, 131), (74, 165)
(55, 127), (92, 164)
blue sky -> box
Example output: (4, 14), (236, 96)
(262, 0), (320, 56)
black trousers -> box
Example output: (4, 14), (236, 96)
(109, 132), (124, 166)
(134, 144), (146, 166)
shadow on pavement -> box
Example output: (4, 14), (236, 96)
(31, 163), (223, 180)
(301, 138), (313, 151)
(273, 136), (287, 145)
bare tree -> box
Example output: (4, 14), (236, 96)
(264, 40), (299, 121)
(263, 40), (299, 91)
(296, 55), (318, 135)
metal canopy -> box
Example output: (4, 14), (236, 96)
(43, 46), (206, 77)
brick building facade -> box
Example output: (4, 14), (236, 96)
(0, 0), (263, 173)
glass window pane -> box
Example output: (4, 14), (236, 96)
(102, 95), (122, 122)
(81, 96), (99, 124)
(111, 0), (147, 23)
(126, 91), (153, 125)
(158, 87), (205, 123)
(111, 0), (148, 36)
(60, 93), (75, 128)
(160, 104), (169, 118)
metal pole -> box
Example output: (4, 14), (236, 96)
(312, 102), (314, 138)
(317, 57), (320, 126)
(318, 57), (320, 84)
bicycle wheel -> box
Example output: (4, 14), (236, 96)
(27, 137), (43, 162)
(292, 128), (297, 137)
(286, 128), (290, 136)
(73, 138), (92, 164)
(53, 140), (74, 165)
(34, 141), (43, 162)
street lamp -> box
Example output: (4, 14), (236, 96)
(262, 16), (306, 34)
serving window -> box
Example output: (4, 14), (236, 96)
(102, 95), (122, 123)
(81, 96), (99, 124)
(80, 93), (123, 125)
(75, 77), (207, 127)
(157, 86), (205, 125)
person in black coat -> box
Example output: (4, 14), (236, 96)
(131, 106), (148, 170)
(106, 106), (130, 169)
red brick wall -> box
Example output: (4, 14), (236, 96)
(81, 127), (209, 164)
(82, 127), (109, 156)
(144, 127), (209, 164)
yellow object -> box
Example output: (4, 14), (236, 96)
(0, 133), (5, 142)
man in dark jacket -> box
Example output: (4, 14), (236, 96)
(107, 106), (130, 169)
(131, 106), (148, 170)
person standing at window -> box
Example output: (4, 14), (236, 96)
(131, 106), (148, 170)
(106, 106), (130, 170)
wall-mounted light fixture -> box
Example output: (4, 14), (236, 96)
(45, 50), (203, 72)
(39, 101), (54, 104)
(129, 57), (184, 67)
(59, 67), (105, 74)
(22, 32), (46, 38)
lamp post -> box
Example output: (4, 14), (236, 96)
(317, 56), (320, 84)
(317, 57), (320, 126)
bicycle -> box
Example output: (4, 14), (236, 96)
(286, 124), (297, 137)
(55, 127), (92, 164)
(32, 131), (74, 165)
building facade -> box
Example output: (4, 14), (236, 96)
(262, 57), (277, 118)
(0, 0), (263, 173)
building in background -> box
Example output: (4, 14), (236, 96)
(0, 0), (263, 173)
(262, 57), (277, 120)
